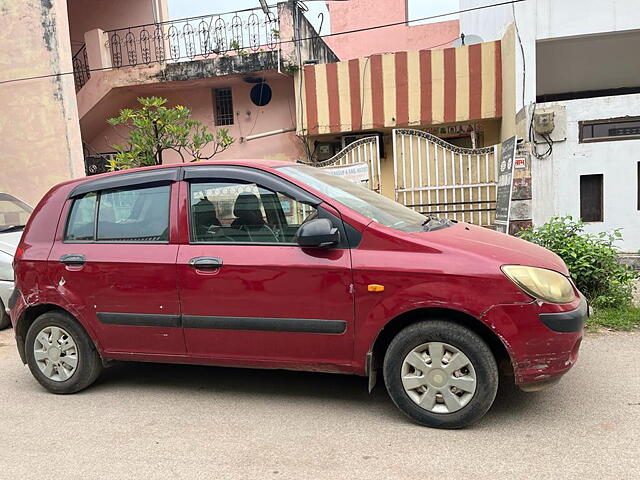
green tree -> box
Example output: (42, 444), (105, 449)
(107, 96), (234, 170)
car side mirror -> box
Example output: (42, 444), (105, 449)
(296, 218), (340, 248)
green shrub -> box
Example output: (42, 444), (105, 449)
(517, 217), (637, 308)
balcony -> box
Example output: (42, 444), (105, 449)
(104, 7), (280, 69)
(72, 2), (337, 96)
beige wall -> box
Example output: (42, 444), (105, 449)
(0, 0), (84, 206)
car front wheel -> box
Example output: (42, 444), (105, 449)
(25, 311), (102, 394)
(383, 320), (498, 429)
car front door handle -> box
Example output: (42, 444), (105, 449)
(188, 257), (223, 269)
(59, 254), (86, 266)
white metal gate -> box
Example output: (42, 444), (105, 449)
(316, 136), (381, 192)
(392, 129), (498, 226)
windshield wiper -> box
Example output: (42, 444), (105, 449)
(0, 224), (25, 233)
(421, 216), (434, 226)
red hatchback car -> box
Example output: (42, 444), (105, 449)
(9, 160), (586, 428)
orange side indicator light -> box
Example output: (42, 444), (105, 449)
(367, 284), (385, 293)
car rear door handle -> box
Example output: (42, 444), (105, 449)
(60, 254), (86, 266)
(188, 256), (223, 269)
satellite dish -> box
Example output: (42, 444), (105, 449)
(452, 33), (485, 47)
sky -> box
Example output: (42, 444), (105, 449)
(167, 1), (461, 36)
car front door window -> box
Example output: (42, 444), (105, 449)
(188, 181), (317, 244)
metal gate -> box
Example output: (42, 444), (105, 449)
(392, 129), (498, 226)
(316, 136), (381, 192)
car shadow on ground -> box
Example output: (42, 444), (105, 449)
(94, 360), (541, 427)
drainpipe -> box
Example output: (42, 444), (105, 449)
(244, 128), (296, 141)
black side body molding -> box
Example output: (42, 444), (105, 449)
(97, 312), (182, 328)
(96, 312), (347, 335)
(182, 315), (347, 334)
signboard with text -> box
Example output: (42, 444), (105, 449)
(494, 136), (517, 234)
(321, 162), (370, 186)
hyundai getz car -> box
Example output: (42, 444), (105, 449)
(9, 160), (586, 428)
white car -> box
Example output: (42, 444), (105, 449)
(0, 193), (32, 329)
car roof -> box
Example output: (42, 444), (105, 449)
(59, 159), (298, 190)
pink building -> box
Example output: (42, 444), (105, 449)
(70, 1), (338, 173)
(324, 0), (460, 60)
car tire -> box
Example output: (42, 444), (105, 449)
(383, 320), (498, 429)
(25, 310), (102, 394)
(0, 301), (10, 330)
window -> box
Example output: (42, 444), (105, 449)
(580, 117), (640, 143)
(213, 87), (234, 125)
(580, 174), (603, 222)
(189, 181), (317, 244)
(65, 185), (170, 242)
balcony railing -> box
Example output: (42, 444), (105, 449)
(72, 44), (90, 91)
(105, 6), (280, 68)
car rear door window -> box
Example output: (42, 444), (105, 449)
(65, 185), (170, 243)
(189, 181), (317, 244)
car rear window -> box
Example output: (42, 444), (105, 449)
(65, 185), (170, 243)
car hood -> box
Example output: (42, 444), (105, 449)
(0, 231), (22, 257)
(410, 222), (569, 275)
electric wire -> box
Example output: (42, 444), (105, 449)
(0, 0), (526, 87)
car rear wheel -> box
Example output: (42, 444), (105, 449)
(0, 301), (9, 329)
(383, 320), (498, 429)
(25, 311), (102, 394)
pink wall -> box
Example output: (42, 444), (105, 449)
(67, 0), (163, 54)
(86, 73), (305, 164)
(325, 0), (460, 59)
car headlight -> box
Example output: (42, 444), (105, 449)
(501, 265), (575, 304)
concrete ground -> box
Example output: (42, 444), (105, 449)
(0, 328), (638, 480)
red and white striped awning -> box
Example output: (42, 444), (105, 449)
(298, 41), (503, 135)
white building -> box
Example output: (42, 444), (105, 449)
(461, 0), (640, 251)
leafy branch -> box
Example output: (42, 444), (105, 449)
(107, 96), (234, 170)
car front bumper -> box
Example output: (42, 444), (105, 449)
(0, 279), (14, 314)
(481, 294), (587, 389)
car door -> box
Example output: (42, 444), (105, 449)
(48, 172), (185, 355)
(176, 166), (354, 367)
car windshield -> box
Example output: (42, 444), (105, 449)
(278, 165), (447, 233)
(0, 193), (33, 232)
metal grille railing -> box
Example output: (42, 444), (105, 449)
(105, 6), (280, 68)
(72, 44), (90, 91)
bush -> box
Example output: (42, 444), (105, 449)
(517, 217), (637, 308)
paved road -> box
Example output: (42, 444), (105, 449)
(0, 328), (638, 479)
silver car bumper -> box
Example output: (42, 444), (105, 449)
(0, 279), (14, 313)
